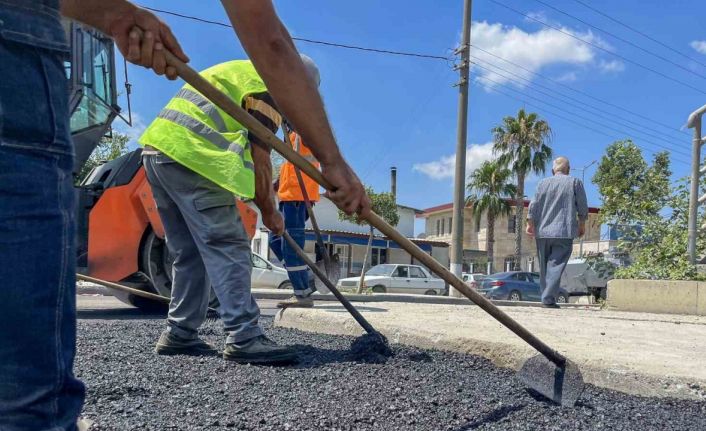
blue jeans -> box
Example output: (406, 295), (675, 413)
(269, 201), (315, 297)
(0, 39), (84, 431)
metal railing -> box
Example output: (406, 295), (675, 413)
(687, 104), (706, 264)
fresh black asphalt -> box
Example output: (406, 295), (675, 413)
(75, 315), (706, 430)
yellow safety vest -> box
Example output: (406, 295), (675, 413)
(139, 60), (268, 198)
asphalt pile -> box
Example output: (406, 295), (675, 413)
(75, 317), (706, 430)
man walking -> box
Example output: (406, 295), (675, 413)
(140, 57), (323, 363)
(270, 126), (321, 308)
(527, 157), (588, 308)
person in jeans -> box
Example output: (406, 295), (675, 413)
(526, 157), (588, 308)
(0, 2), (188, 430)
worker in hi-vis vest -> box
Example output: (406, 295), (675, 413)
(139, 56), (324, 364)
(269, 127), (321, 308)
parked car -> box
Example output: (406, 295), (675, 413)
(336, 264), (445, 295)
(462, 273), (487, 289)
(477, 271), (569, 303)
(250, 253), (291, 289)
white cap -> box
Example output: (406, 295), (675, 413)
(300, 54), (320, 87)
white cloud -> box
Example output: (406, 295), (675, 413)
(112, 112), (147, 149)
(470, 21), (618, 89)
(691, 40), (706, 55)
(413, 142), (495, 180)
(598, 59), (625, 73)
(554, 71), (578, 82)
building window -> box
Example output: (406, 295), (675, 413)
(508, 215), (517, 234)
(253, 238), (261, 255)
(504, 256), (516, 271)
(436, 219), (441, 236)
(440, 218), (445, 236)
(371, 248), (388, 266)
(447, 217), (452, 234)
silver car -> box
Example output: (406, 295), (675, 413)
(336, 264), (445, 295)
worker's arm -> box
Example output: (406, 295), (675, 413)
(220, 0), (369, 216)
(247, 93), (284, 235)
(61, 0), (188, 79)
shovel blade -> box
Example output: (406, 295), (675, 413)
(314, 258), (341, 294)
(517, 355), (584, 407)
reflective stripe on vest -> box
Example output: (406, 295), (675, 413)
(174, 88), (227, 133)
(157, 109), (254, 171)
(293, 135), (317, 163)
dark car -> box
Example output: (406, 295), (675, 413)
(477, 271), (569, 303)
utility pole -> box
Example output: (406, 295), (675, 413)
(449, 0), (473, 297)
(572, 160), (596, 257)
(687, 105), (706, 264)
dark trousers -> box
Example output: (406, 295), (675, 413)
(269, 201), (314, 297)
(536, 238), (573, 305)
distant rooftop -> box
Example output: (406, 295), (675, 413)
(419, 199), (600, 217)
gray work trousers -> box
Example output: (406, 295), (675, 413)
(535, 238), (573, 305)
(143, 153), (263, 344)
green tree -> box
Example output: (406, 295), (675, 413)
(592, 139), (706, 280)
(492, 109), (552, 270)
(338, 186), (399, 293)
(76, 132), (130, 184)
(466, 160), (517, 273)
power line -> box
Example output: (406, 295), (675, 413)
(570, 0), (706, 70)
(476, 74), (692, 164)
(475, 68), (691, 158)
(470, 56), (689, 146)
(470, 45), (689, 135)
(489, 0), (706, 96)
(141, 6), (452, 61)
(530, 0), (706, 81)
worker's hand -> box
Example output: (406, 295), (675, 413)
(526, 223), (535, 237)
(107, 6), (189, 80)
(322, 161), (370, 217)
(578, 223), (586, 238)
(262, 208), (284, 236)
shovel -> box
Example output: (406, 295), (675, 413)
(158, 48), (585, 406)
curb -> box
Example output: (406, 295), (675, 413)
(254, 290), (599, 309)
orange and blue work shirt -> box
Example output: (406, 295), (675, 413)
(277, 132), (320, 202)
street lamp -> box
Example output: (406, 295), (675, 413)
(572, 160), (597, 257)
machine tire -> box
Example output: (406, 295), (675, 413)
(138, 230), (220, 310)
(508, 290), (522, 301)
(372, 285), (386, 293)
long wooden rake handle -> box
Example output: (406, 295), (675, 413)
(160, 50), (566, 366)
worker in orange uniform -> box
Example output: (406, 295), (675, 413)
(269, 125), (321, 308)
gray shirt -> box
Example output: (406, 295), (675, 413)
(528, 173), (588, 239)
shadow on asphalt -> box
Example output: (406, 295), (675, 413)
(453, 404), (527, 430)
(77, 308), (165, 320)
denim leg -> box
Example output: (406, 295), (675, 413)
(540, 239), (573, 305)
(144, 155), (210, 340)
(0, 41), (84, 431)
(280, 201), (314, 297)
(146, 155), (263, 344)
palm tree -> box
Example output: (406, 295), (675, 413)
(466, 161), (517, 274)
(492, 109), (552, 270)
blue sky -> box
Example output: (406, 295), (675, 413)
(115, 0), (706, 233)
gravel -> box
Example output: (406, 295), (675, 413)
(76, 317), (706, 430)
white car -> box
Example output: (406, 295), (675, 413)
(336, 264), (445, 295)
(462, 273), (487, 289)
(250, 253), (291, 289)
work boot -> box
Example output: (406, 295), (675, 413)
(223, 335), (299, 364)
(154, 330), (218, 356)
(277, 295), (314, 309)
